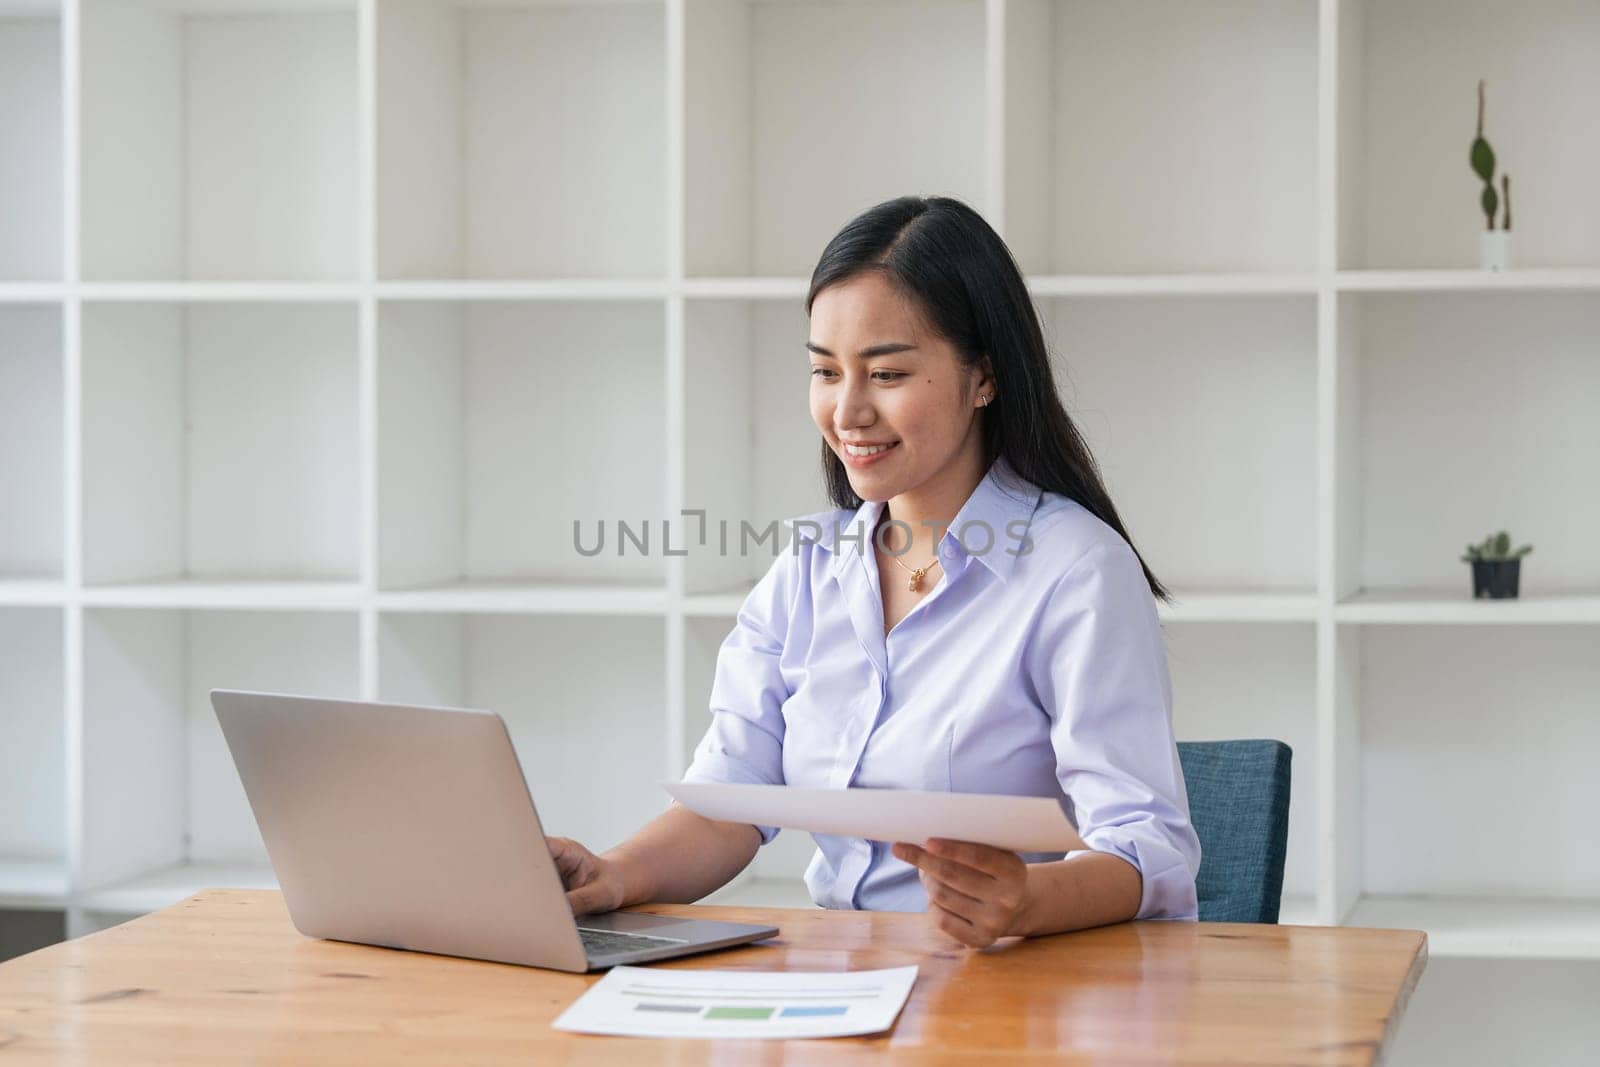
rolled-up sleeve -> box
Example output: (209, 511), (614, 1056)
(679, 551), (796, 845)
(1024, 537), (1201, 920)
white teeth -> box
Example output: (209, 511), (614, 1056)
(845, 443), (893, 456)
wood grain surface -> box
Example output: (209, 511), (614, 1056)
(0, 890), (1426, 1064)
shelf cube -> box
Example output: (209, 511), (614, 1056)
(0, 607), (65, 906)
(378, 299), (665, 591)
(1337, 291), (1600, 596)
(0, 303), (63, 580)
(1001, 0), (1318, 275)
(81, 302), (360, 585)
(1356, 624), (1600, 897)
(80, 0), (358, 280)
(1339, 0), (1600, 270)
(685, 0), (987, 277)
(0, 5), (62, 281)
(377, 0), (666, 279)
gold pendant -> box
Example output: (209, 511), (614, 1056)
(908, 568), (926, 592)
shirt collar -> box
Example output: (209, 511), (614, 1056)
(791, 457), (1043, 584)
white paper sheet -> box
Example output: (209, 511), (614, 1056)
(551, 965), (919, 1039)
(663, 781), (1087, 854)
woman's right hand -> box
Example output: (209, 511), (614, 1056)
(546, 836), (628, 916)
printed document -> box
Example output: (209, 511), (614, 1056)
(552, 965), (919, 1039)
(664, 781), (1086, 853)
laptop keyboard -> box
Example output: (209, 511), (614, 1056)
(577, 926), (689, 958)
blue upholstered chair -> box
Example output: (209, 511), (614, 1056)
(1176, 739), (1292, 923)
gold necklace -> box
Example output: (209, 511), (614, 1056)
(888, 550), (941, 592)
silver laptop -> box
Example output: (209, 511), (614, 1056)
(211, 689), (778, 973)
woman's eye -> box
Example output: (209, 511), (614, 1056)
(808, 368), (902, 382)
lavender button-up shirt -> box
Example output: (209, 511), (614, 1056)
(681, 458), (1201, 920)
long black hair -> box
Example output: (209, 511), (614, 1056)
(805, 195), (1171, 604)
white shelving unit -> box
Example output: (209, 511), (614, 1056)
(2, 1), (1597, 1056)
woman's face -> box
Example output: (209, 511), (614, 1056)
(807, 272), (991, 503)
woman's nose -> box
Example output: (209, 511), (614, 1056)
(833, 380), (876, 430)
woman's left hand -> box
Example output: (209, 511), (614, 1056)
(891, 838), (1031, 949)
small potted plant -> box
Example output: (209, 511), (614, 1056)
(1461, 530), (1531, 599)
(1470, 79), (1513, 270)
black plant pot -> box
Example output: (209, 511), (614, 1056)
(1470, 559), (1521, 599)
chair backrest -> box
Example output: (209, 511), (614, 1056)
(1176, 739), (1292, 923)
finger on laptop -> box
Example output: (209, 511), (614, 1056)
(567, 885), (603, 916)
(547, 836), (588, 881)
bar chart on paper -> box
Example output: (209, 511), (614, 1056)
(551, 965), (919, 1039)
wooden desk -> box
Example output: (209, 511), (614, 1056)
(0, 890), (1425, 1064)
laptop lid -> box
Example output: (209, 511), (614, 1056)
(211, 690), (778, 972)
(212, 689), (596, 972)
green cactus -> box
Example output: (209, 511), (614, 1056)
(1460, 529), (1533, 563)
(1471, 79), (1502, 231)
(1481, 182), (1500, 229)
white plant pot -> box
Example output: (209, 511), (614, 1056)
(1479, 230), (1512, 272)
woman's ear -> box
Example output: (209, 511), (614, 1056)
(973, 355), (998, 407)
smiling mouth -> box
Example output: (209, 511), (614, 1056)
(841, 441), (899, 457)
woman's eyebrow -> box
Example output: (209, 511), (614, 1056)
(805, 341), (919, 358)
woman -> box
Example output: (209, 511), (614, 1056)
(550, 196), (1200, 948)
